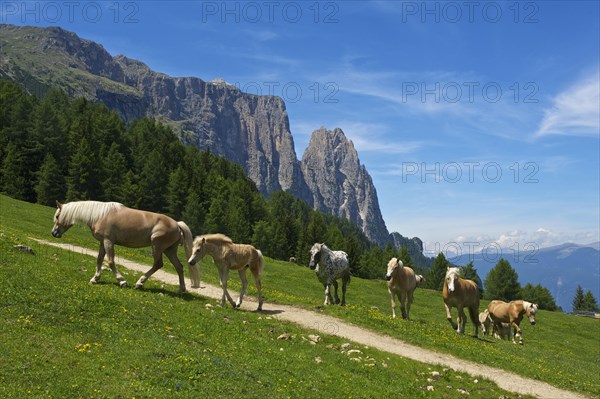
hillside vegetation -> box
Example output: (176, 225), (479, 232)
(0, 80), (427, 279)
(1, 195), (599, 397)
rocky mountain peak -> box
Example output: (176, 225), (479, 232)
(301, 127), (389, 245)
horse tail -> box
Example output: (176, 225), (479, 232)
(177, 221), (200, 288)
(255, 249), (265, 276)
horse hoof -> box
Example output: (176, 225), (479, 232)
(119, 281), (128, 288)
(89, 278), (99, 284)
(134, 284), (143, 290)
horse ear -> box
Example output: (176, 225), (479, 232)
(56, 200), (63, 209)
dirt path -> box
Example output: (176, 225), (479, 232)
(34, 239), (589, 399)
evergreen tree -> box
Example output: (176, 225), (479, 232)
(582, 290), (599, 312)
(344, 235), (362, 276)
(1, 143), (28, 200)
(138, 150), (168, 212)
(35, 153), (66, 206)
(251, 220), (273, 257)
(181, 189), (206, 235)
(426, 252), (450, 291)
(398, 246), (414, 269)
(166, 166), (189, 220)
(101, 143), (128, 203)
(484, 258), (521, 301)
(461, 262), (483, 291)
(572, 285), (585, 311)
(520, 283), (557, 311)
(66, 139), (99, 201)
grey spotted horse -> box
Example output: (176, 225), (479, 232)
(308, 243), (351, 305)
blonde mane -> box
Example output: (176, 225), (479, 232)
(60, 201), (124, 226)
(195, 233), (233, 245)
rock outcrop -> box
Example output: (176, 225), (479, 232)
(301, 127), (389, 245)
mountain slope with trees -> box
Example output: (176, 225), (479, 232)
(0, 80), (418, 279)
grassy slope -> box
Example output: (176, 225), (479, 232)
(0, 196), (523, 399)
(2, 195), (598, 397)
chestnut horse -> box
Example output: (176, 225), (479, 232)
(487, 300), (538, 344)
(385, 257), (417, 319)
(443, 267), (480, 336)
(51, 201), (197, 293)
(188, 234), (264, 311)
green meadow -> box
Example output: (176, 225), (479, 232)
(1, 195), (598, 398)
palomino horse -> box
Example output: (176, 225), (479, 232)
(479, 309), (511, 339)
(188, 234), (264, 311)
(487, 300), (538, 344)
(51, 201), (197, 293)
(385, 257), (417, 319)
(443, 267), (480, 336)
(308, 243), (350, 306)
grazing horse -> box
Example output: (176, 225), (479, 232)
(308, 243), (350, 306)
(51, 201), (196, 293)
(415, 274), (426, 287)
(385, 257), (417, 319)
(188, 234), (264, 311)
(443, 267), (480, 336)
(487, 300), (538, 344)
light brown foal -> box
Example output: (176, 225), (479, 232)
(51, 201), (196, 293)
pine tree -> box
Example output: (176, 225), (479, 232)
(520, 283), (557, 311)
(251, 220), (273, 257)
(138, 150), (168, 212)
(426, 252), (449, 291)
(572, 285), (585, 311)
(181, 189), (206, 235)
(398, 246), (414, 269)
(1, 143), (28, 200)
(166, 166), (189, 220)
(461, 262), (483, 291)
(582, 290), (599, 312)
(101, 143), (128, 203)
(483, 258), (521, 301)
(35, 153), (66, 206)
(67, 139), (98, 201)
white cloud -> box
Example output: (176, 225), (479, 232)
(535, 71), (600, 138)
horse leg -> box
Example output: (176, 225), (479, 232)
(341, 277), (347, 306)
(444, 303), (458, 330)
(219, 267), (237, 308)
(457, 306), (467, 334)
(135, 245), (163, 289)
(104, 239), (127, 288)
(164, 245), (186, 294)
(468, 306), (479, 337)
(324, 283), (331, 305)
(90, 242), (105, 284)
(389, 290), (397, 318)
(332, 280), (340, 304)
(406, 290), (414, 320)
(512, 322), (523, 344)
(236, 269), (248, 308)
(252, 269), (263, 311)
(399, 291), (408, 319)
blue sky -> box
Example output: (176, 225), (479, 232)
(3, 1), (599, 254)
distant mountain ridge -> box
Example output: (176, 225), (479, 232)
(0, 24), (404, 248)
(450, 242), (600, 312)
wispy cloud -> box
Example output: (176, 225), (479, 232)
(335, 121), (425, 154)
(535, 71), (600, 138)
